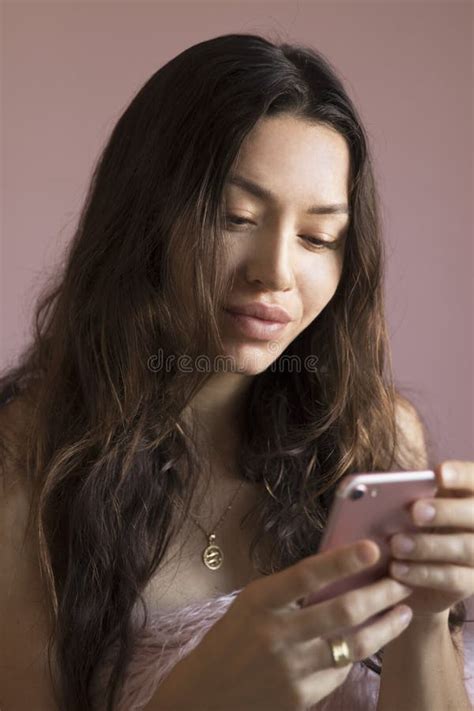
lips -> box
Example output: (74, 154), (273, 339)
(225, 301), (292, 323)
(224, 310), (290, 340)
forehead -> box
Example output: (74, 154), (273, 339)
(225, 116), (351, 207)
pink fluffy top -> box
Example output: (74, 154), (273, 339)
(90, 587), (474, 711)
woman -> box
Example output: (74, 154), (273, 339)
(0, 33), (472, 711)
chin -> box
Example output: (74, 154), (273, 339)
(218, 342), (285, 376)
(230, 360), (271, 376)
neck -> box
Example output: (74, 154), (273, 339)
(180, 371), (254, 484)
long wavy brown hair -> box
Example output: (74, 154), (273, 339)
(0, 32), (467, 710)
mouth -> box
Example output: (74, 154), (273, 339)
(224, 309), (290, 341)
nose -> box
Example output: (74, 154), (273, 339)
(243, 222), (295, 292)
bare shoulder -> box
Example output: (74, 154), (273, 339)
(394, 394), (430, 469)
(0, 394), (60, 709)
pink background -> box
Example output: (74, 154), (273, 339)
(2, 1), (472, 462)
(1, 0), (473, 624)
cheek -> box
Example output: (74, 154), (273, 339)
(221, 246), (240, 279)
(298, 256), (342, 321)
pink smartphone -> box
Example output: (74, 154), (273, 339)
(299, 470), (438, 621)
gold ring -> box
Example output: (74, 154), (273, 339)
(328, 637), (352, 667)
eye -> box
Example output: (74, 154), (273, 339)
(300, 235), (342, 251)
(302, 236), (333, 250)
(223, 214), (338, 251)
(224, 215), (252, 228)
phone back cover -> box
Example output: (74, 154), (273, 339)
(300, 471), (437, 634)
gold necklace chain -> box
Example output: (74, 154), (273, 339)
(172, 479), (246, 570)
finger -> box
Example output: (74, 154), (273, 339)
(390, 532), (474, 566)
(297, 663), (353, 711)
(390, 560), (474, 594)
(334, 604), (413, 667)
(283, 577), (412, 644)
(411, 498), (474, 529)
(247, 539), (381, 612)
(295, 603), (412, 681)
(438, 460), (474, 494)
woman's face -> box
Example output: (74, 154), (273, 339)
(218, 114), (351, 375)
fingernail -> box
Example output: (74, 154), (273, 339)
(392, 535), (415, 555)
(391, 562), (410, 576)
(398, 606), (413, 625)
(442, 465), (457, 484)
(357, 543), (379, 564)
(414, 502), (436, 523)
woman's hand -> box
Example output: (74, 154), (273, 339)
(388, 459), (474, 621)
(148, 540), (413, 711)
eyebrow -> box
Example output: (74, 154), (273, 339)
(226, 173), (350, 216)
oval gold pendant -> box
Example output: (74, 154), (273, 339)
(203, 535), (224, 570)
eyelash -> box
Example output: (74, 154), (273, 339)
(224, 215), (336, 250)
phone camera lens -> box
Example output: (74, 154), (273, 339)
(349, 484), (367, 500)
